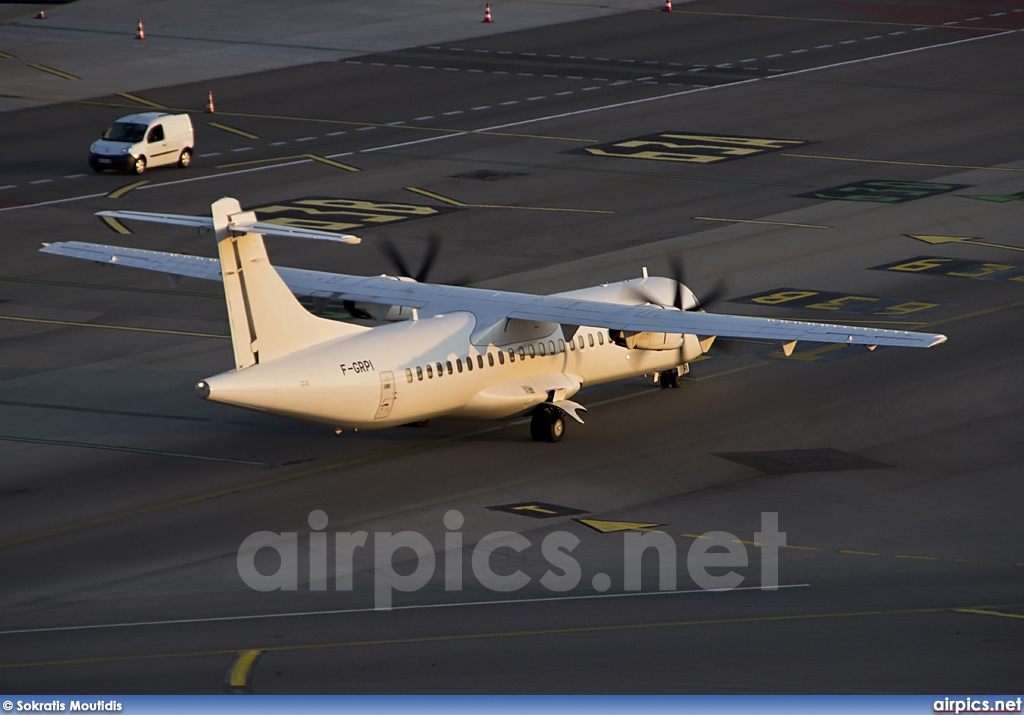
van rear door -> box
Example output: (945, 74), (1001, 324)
(146, 123), (175, 166)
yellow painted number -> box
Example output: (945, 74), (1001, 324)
(804, 295), (879, 311)
(947, 262), (1015, 278)
(751, 290), (819, 305)
(875, 301), (940, 315)
(886, 258), (954, 273)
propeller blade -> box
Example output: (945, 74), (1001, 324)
(379, 239), (414, 279)
(692, 277), (729, 311)
(416, 231), (442, 282)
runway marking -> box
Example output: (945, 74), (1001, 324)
(227, 649), (263, 689)
(0, 314), (227, 339)
(215, 154), (359, 171)
(895, 554), (940, 561)
(116, 92), (167, 109)
(0, 584), (812, 636)
(0, 51), (15, 59)
(782, 153), (1024, 173)
(99, 215), (132, 234)
(488, 502), (589, 519)
(404, 186), (614, 214)
(207, 122), (260, 140)
(0, 435), (264, 467)
(4, 31), (1013, 214)
(906, 234), (1024, 254)
(16, 601), (1024, 672)
(576, 132), (809, 165)
(731, 288), (942, 318)
(953, 608), (1024, 621)
(839, 550), (880, 556)
(693, 216), (830, 229)
(107, 180), (149, 199)
(28, 63), (79, 80)
(665, 7), (1015, 32)
(576, 519), (664, 534)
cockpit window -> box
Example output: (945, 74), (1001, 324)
(103, 122), (147, 143)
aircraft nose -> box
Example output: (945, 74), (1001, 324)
(194, 380), (211, 399)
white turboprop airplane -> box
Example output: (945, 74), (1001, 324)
(41, 197), (946, 442)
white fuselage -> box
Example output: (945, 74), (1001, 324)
(199, 280), (704, 430)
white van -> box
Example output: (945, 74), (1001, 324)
(89, 112), (194, 175)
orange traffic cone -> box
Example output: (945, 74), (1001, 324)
(482, 3), (493, 22)
(35, 10), (46, 19)
(135, 19), (145, 40)
(662, 0), (672, 10)
(204, 90), (215, 113)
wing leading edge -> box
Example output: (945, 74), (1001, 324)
(40, 240), (946, 349)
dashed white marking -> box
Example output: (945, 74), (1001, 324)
(582, 86), (600, 91)
(451, 47), (465, 52)
(497, 50), (512, 55)
(595, 57), (610, 61)
(443, 67), (460, 71)
(567, 75), (583, 80)
(493, 70), (508, 75)
(356, 126), (376, 131)
(889, 31), (906, 35)
(527, 95), (546, 100)
(63, 174), (86, 179)
(499, 100), (519, 105)
(668, 62), (682, 66)
(593, 77), (609, 81)
(740, 58), (757, 62)
(473, 49), (489, 54)
(966, 16), (982, 21)
(230, 147), (253, 152)
(766, 53), (783, 58)
(555, 90), (574, 96)
(395, 63), (410, 68)
(471, 106), (490, 110)
(414, 116), (434, 121)
(840, 39), (858, 44)
(468, 68), (484, 73)
(326, 131), (347, 136)
(443, 110), (463, 115)
(419, 65), (435, 69)
(522, 52), (536, 56)
(426, 45), (441, 49)
(991, 12), (1006, 17)
(865, 35), (882, 39)
(942, 20), (958, 25)
(546, 54), (562, 58)
(643, 60), (659, 65)
(912, 26), (929, 31)
(619, 58), (635, 63)
(610, 80), (631, 85)
(815, 44), (833, 49)
(688, 67), (705, 73)
(790, 49), (808, 54)
(517, 72), (534, 76)
(715, 62), (734, 67)
(267, 143), (285, 147)
(0, 185), (16, 190)
(295, 136), (316, 141)
(569, 55), (585, 59)
(370, 62), (385, 67)
(386, 121), (405, 126)
(636, 76), (654, 81)
(543, 74), (559, 78)
(345, 60), (362, 64)
(662, 72), (677, 77)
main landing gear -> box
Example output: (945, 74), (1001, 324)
(530, 405), (566, 443)
(659, 367), (682, 389)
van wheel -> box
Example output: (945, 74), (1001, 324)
(91, 165), (104, 174)
(131, 156), (146, 175)
(177, 149), (192, 168)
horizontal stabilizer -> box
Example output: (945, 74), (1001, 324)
(95, 209), (361, 244)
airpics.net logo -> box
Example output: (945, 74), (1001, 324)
(237, 510), (788, 609)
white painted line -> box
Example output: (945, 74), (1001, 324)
(471, 105), (490, 110)
(636, 76), (654, 81)
(413, 116), (434, 121)
(473, 49), (489, 53)
(269, 142), (286, 147)
(543, 74), (559, 78)
(496, 50), (512, 55)
(643, 60), (658, 65)
(966, 16), (982, 21)
(814, 45), (832, 49)
(582, 86), (600, 91)
(555, 91), (574, 96)
(790, 49), (808, 54)
(942, 21), (958, 25)
(595, 57), (610, 61)
(610, 80), (631, 85)
(567, 75), (583, 79)
(912, 26), (929, 31)
(29, 179), (53, 184)
(991, 12), (1006, 17)
(369, 62), (385, 67)
(63, 174), (86, 179)
(569, 55), (585, 59)
(443, 67), (460, 72)
(492, 70), (508, 75)
(0, 584), (811, 635)
(345, 60), (362, 64)
(356, 126), (376, 131)
(198, 151), (222, 157)
(840, 39), (858, 44)
(468, 68), (484, 73)
(451, 47), (465, 52)
(546, 54), (562, 58)
(865, 35), (882, 40)
(521, 52), (536, 56)
(0, 185), (15, 191)
(715, 63), (734, 67)
(517, 72), (534, 76)
(426, 45), (441, 49)
(740, 58), (757, 62)
(419, 65), (435, 69)
(619, 58), (635, 63)
(766, 53), (783, 58)
(326, 131), (347, 136)
(230, 147), (253, 152)
(499, 100), (519, 105)
(8, 30), (1011, 217)
(295, 136), (316, 142)
(395, 64), (409, 68)
(527, 96), (546, 101)
(443, 110), (463, 115)
(385, 121), (405, 126)
(890, 31), (906, 35)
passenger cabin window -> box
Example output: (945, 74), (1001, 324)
(549, 340), (557, 354)
(147, 125), (164, 143)
(405, 368), (413, 383)
(498, 351), (505, 365)
(416, 366), (423, 381)
(578, 335), (585, 350)
(518, 346), (526, 359)
(426, 364), (433, 378)
(538, 342), (546, 357)
(508, 349), (515, 363)
(569, 338), (575, 351)
(446, 360), (453, 375)
(528, 344), (536, 358)
(588, 334), (595, 347)
(436, 362), (444, 377)
(557, 339), (564, 353)
(477, 355), (485, 369)
(456, 359), (463, 373)
(598, 333), (605, 345)
(488, 353), (494, 367)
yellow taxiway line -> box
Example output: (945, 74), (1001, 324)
(207, 122), (260, 140)
(117, 92), (167, 109)
(0, 314), (227, 340)
(107, 180), (149, 199)
(781, 152), (1024, 173)
(405, 186), (614, 214)
(28, 63), (79, 80)
(693, 216), (830, 229)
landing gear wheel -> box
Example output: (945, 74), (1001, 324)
(530, 406), (565, 443)
(177, 148), (192, 168)
(131, 156), (146, 175)
(659, 367), (681, 389)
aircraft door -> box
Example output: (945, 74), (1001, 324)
(374, 370), (395, 420)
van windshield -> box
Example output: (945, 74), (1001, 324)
(103, 122), (147, 143)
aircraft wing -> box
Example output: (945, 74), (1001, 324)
(40, 241), (946, 349)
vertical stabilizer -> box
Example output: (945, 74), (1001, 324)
(211, 197), (367, 369)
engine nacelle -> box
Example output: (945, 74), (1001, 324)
(608, 329), (684, 351)
(343, 275), (417, 322)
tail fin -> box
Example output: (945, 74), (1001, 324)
(211, 197), (367, 369)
